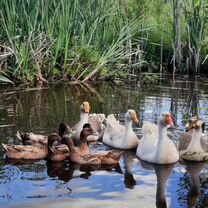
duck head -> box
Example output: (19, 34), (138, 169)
(16, 131), (33, 145)
(80, 123), (95, 140)
(48, 133), (62, 147)
(185, 116), (204, 131)
(124, 109), (139, 124)
(159, 112), (174, 127)
(58, 123), (72, 137)
(80, 101), (90, 113)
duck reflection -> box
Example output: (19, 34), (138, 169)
(123, 150), (137, 189)
(180, 160), (206, 207)
(140, 160), (175, 208)
(46, 160), (122, 182)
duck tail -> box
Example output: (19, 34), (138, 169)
(106, 114), (119, 127)
(16, 131), (23, 141)
(48, 146), (56, 155)
(1, 143), (8, 151)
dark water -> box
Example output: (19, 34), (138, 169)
(0, 74), (208, 208)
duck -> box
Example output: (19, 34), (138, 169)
(16, 123), (72, 147)
(63, 123), (122, 165)
(71, 101), (105, 142)
(1, 142), (48, 160)
(16, 131), (48, 147)
(47, 133), (70, 161)
(1, 126), (70, 160)
(102, 109), (139, 149)
(80, 123), (123, 164)
(136, 112), (179, 164)
(179, 116), (208, 161)
(63, 136), (101, 165)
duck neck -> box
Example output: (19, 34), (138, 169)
(59, 129), (65, 138)
(79, 136), (89, 152)
(156, 124), (167, 154)
(187, 127), (203, 152)
(125, 119), (133, 130)
(65, 138), (75, 152)
(124, 119), (133, 140)
(80, 112), (89, 123)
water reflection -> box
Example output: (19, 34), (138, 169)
(123, 151), (137, 189)
(179, 160), (207, 207)
(140, 161), (175, 208)
(46, 160), (122, 183)
(1, 75), (208, 207)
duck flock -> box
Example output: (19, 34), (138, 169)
(1, 101), (208, 169)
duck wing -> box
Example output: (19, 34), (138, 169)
(137, 121), (158, 159)
(2, 143), (34, 152)
(16, 131), (48, 145)
(142, 121), (158, 135)
(54, 144), (69, 153)
(178, 131), (192, 151)
(104, 114), (125, 137)
(88, 113), (106, 134)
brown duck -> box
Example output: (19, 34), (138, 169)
(1, 143), (48, 160)
(64, 123), (123, 165)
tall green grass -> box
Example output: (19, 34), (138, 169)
(0, 0), (148, 84)
(1, 0), (208, 84)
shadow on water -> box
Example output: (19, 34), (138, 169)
(46, 160), (122, 183)
(1, 75), (208, 207)
(140, 160), (175, 208)
(178, 160), (208, 208)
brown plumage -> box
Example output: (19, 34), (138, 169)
(16, 123), (71, 147)
(2, 130), (66, 160)
(64, 136), (101, 165)
(63, 123), (122, 165)
(47, 133), (69, 161)
(178, 118), (208, 152)
(1, 143), (48, 160)
(179, 116), (208, 161)
(16, 131), (48, 147)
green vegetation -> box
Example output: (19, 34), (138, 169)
(0, 0), (208, 85)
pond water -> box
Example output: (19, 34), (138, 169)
(0, 74), (208, 208)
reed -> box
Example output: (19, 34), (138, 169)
(0, 0), (148, 84)
(182, 0), (208, 73)
(1, 0), (208, 84)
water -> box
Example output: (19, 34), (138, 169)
(0, 74), (208, 208)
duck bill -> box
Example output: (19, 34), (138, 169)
(167, 121), (174, 128)
(84, 104), (90, 113)
(132, 116), (139, 125)
(166, 117), (174, 128)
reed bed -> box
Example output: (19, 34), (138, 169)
(0, 0), (148, 84)
(0, 0), (208, 85)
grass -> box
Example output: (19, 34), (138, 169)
(0, 0), (208, 85)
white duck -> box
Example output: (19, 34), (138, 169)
(71, 101), (105, 142)
(136, 112), (179, 164)
(103, 109), (139, 149)
(179, 116), (208, 161)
